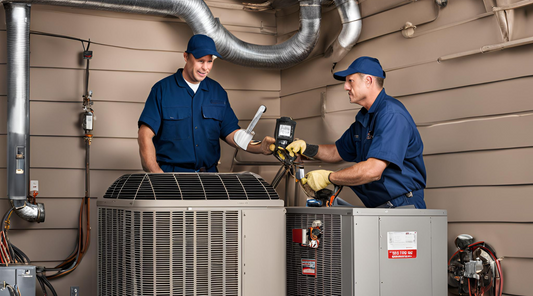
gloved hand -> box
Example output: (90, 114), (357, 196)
(286, 140), (319, 158)
(301, 170), (332, 191)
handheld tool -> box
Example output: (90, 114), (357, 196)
(234, 105), (267, 150)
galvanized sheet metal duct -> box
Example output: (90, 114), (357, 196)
(325, 0), (362, 63)
(4, 3), (45, 222)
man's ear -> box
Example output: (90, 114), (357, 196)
(183, 52), (188, 62)
(365, 75), (373, 86)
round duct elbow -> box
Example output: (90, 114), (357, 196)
(11, 200), (46, 223)
(324, 0), (362, 63)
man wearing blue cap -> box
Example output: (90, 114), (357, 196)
(138, 34), (274, 173)
(287, 56), (427, 208)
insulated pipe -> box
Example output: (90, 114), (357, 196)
(0, 0), (323, 68)
(324, 0), (362, 63)
(4, 3), (45, 222)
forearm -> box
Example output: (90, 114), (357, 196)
(314, 144), (343, 162)
(329, 158), (388, 186)
(138, 125), (163, 173)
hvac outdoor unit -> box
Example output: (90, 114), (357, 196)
(286, 207), (447, 296)
(98, 172), (286, 296)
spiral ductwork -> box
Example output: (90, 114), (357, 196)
(4, 3), (46, 223)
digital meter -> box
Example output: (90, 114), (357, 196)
(274, 117), (296, 149)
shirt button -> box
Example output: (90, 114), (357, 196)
(195, 126), (198, 129)
(196, 144), (199, 147)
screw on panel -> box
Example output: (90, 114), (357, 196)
(70, 286), (79, 296)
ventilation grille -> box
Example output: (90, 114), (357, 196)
(98, 208), (240, 296)
(286, 213), (342, 296)
(103, 172), (278, 200)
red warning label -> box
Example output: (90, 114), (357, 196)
(388, 249), (417, 259)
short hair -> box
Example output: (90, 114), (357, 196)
(359, 73), (384, 88)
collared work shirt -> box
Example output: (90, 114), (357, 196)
(138, 69), (240, 172)
(335, 89), (426, 208)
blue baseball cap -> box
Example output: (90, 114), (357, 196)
(186, 34), (221, 59)
(333, 56), (386, 81)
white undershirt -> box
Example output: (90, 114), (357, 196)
(184, 79), (200, 93)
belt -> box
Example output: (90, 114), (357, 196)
(384, 189), (419, 208)
(159, 162), (214, 172)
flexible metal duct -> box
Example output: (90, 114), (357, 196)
(1, 0), (323, 68)
(4, 3), (45, 222)
(325, 0), (362, 63)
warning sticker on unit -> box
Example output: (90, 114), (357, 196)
(387, 231), (417, 259)
(302, 259), (316, 276)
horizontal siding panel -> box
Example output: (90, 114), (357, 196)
(325, 84), (359, 113)
(31, 6), (193, 51)
(288, 111), (355, 145)
(0, 198), (96, 230)
(426, 186), (533, 222)
(387, 43), (533, 97)
(448, 223), (533, 259)
(399, 76), (533, 125)
(228, 90), (280, 120)
(425, 148), (533, 188)
(282, 9), (502, 97)
(420, 113), (533, 155)
(30, 101), (87, 137)
(280, 87), (325, 119)
(0, 32), (5, 63)
(30, 136), (85, 169)
(8, 229), (83, 261)
(30, 68), (86, 101)
(29, 168), (85, 198)
(91, 138), (141, 170)
(30, 34), (184, 72)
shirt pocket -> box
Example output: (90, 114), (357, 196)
(161, 107), (191, 140)
(202, 104), (225, 140)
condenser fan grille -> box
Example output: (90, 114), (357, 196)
(104, 172), (278, 200)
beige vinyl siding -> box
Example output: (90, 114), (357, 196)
(278, 0), (533, 295)
(0, 3), (279, 295)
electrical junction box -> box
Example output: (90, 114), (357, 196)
(286, 208), (447, 296)
(0, 265), (36, 296)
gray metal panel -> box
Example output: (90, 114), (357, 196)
(286, 207), (446, 217)
(353, 216), (380, 296)
(431, 216), (448, 296)
(0, 266), (36, 296)
(341, 215), (354, 296)
(379, 217), (432, 296)
(242, 208), (286, 296)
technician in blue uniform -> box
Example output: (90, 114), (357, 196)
(138, 35), (274, 173)
(287, 56), (427, 208)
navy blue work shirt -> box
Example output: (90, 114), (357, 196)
(335, 89), (426, 208)
(138, 69), (240, 172)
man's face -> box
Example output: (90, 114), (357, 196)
(183, 53), (214, 84)
(344, 73), (367, 105)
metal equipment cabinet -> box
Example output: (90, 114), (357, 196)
(286, 207), (447, 296)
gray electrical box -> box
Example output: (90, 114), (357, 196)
(0, 265), (36, 296)
(286, 207), (447, 296)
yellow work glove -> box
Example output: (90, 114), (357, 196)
(286, 140), (306, 157)
(303, 170), (333, 191)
